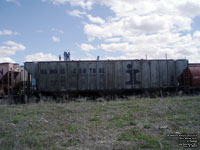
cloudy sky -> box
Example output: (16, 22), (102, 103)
(1, 0), (200, 64)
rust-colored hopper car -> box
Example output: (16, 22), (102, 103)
(178, 64), (200, 87)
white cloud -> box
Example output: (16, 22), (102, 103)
(85, 52), (95, 59)
(52, 36), (60, 42)
(83, 13), (192, 41)
(80, 44), (96, 52)
(0, 29), (19, 35)
(42, 0), (200, 62)
(25, 52), (58, 61)
(51, 28), (64, 34)
(0, 41), (25, 63)
(68, 10), (105, 24)
(42, 0), (67, 5)
(105, 38), (121, 43)
(5, 0), (20, 6)
(177, 1), (200, 18)
(67, 9), (86, 18)
(0, 41), (26, 57)
(97, 31), (200, 61)
(42, 0), (93, 9)
(0, 57), (15, 63)
(103, 56), (127, 60)
(100, 43), (130, 52)
(87, 15), (105, 24)
(123, 15), (167, 34)
(84, 24), (114, 41)
(82, 0), (200, 62)
(193, 31), (200, 39)
(69, 0), (93, 10)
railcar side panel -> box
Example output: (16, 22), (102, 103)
(132, 61), (141, 89)
(38, 63), (47, 91)
(68, 62), (78, 91)
(24, 59), (188, 93)
(159, 61), (168, 87)
(107, 62), (115, 90)
(59, 62), (67, 91)
(150, 61), (159, 88)
(175, 60), (188, 86)
(123, 60), (132, 89)
(78, 62), (88, 91)
(47, 62), (59, 92)
(25, 62), (38, 78)
(114, 61), (123, 89)
(141, 61), (151, 88)
(176, 60), (188, 78)
(168, 61), (176, 86)
(97, 62), (106, 90)
(88, 62), (97, 90)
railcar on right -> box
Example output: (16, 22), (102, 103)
(178, 63), (200, 91)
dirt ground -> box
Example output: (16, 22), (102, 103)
(0, 96), (199, 150)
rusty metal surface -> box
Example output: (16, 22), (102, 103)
(189, 65), (200, 86)
(0, 63), (25, 96)
(25, 59), (188, 92)
(179, 64), (200, 87)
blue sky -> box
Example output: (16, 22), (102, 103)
(1, 0), (200, 65)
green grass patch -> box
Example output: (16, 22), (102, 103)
(89, 115), (100, 121)
(66, 125), (76, 133)
(0, 96), (199, 150)
(129, 119), (137, 126)
(109, 114), (137, 128)
(118, 128), (160, 149)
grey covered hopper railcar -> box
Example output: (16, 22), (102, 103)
(24, 59), (188, 93)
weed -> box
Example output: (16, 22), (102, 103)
(61, 138), (80, 147)
(112, 115), (121, 120)
(109, 114), (137, 128)
(128, 146), (136, 150)
(132, 105), (140, 112)
(89, 116), (100, 121)
(143, 124), (151, 129)
(178, 110), (187, 115)
(129, 120), (137, 126)
(66, 125), (76, 133)
(118, 128), (160, 149)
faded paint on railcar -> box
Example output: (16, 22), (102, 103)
(122, 60), (142, 89)
(48, 62), (59, 92)
(167, 61), (176, 86)
(25, 62), (38, 78)
(24, 59), (188, 92)
(106, 62), (115, 90)
(150, 61), (159, 88)
(114, 61), (123, 90)
(159, 61), (168, 87)
(176, 60), (188, 78)
(175, 60), (188, 86)
(141, 61), (151, 88)
(38, 63), (48, 91)
(132, 61), (141, 89)
(87, 62), (97, 90)
(78, 62), (88, 91)
(68, 62), (78, 91)
(123, 60), (132, 89)
(59, 62), (67, 91)
(97, 62), (106, 90)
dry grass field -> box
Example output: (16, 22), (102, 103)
(0, 96), (199, 150)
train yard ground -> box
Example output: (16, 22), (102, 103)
(0, 96), (199, 150)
